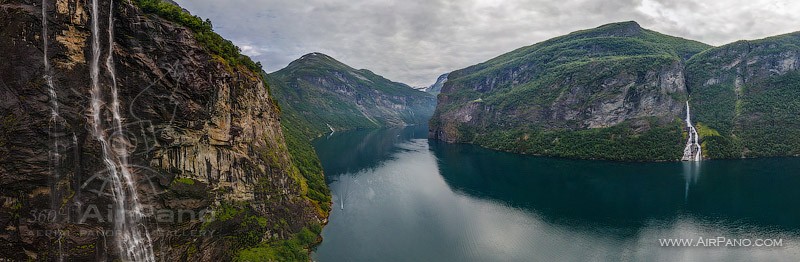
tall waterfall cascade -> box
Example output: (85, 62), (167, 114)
(682, 101), (702, 161)
(43, 0), (63, 184)
(42, 1), (66, 261)
(89, 0), (155, 260)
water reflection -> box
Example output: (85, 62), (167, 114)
(314, 125), (428, 178)
(429, 140), (685, 228)
(313, 125), (800, 261)
(683, 161), (701, 201)
(430, 140), (800, 231)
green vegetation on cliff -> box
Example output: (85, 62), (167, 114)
(134, 0), (262, 72)
(235, 225), (322, 262)
(431, 21), (711, 161)
(280, 114), (331, 212)
(132, 1), (330, 260)
(687, 32), (800, 158)
(435, 21), (800, 160)
(476, 119), (685, 161)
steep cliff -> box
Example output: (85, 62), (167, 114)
(0, 0), (325, 261)
(430, 21), (711, 161)
(269, 53), (436, 138)
(686, 32), (800, 158)
(424, 73), (448, 95)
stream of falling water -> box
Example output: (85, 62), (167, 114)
(90, 0), (155, 261)
(42, 1), (65, 261)
(682, 101), (702, 161)
(42, 0), (58, 118)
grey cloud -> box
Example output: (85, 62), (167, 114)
(173, 0), (800, 87)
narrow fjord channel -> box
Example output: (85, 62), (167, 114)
(312, 125), (800, 261)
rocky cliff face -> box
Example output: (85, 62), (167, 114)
(687, 32), (800, 158)
(270, 53), (436, 137)
(434, 59), (686, 135)
(0, 0), (323, 260)
(430, 22), (709, 161)
(424, 73), (448, 95)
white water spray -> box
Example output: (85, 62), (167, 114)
(682, 101), (702, 161)
(90, 0), (155, 260)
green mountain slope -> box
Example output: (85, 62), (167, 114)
(269, 53), (436, 139)
(430, 21), (712, 161)
(687, 32), (800, 158)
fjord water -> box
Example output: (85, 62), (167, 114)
(312, 126), (800, 261)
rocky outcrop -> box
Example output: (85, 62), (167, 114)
(0, 0), (322, 260)
(433, 59), (686, 140)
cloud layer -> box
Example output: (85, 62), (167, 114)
(173, 0), (800, 87)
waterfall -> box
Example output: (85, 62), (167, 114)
(90, 0), (155, 261)
(43, 0), (61, 185)
(42, 0), (59, 119)
(42, 1), (65, 261)
(682, 101), (702, 161)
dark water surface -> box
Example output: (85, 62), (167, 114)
(312, 125), (800, 261)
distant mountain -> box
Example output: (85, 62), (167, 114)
(686, 32), (800, 158)
(424, 73), (449, 95)
(430, 21), (712, 161)
(269, 52), (436, 138)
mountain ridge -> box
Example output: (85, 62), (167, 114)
(430, 21), (709, 161)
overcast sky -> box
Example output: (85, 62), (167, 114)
(173, 0), (800, 87)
